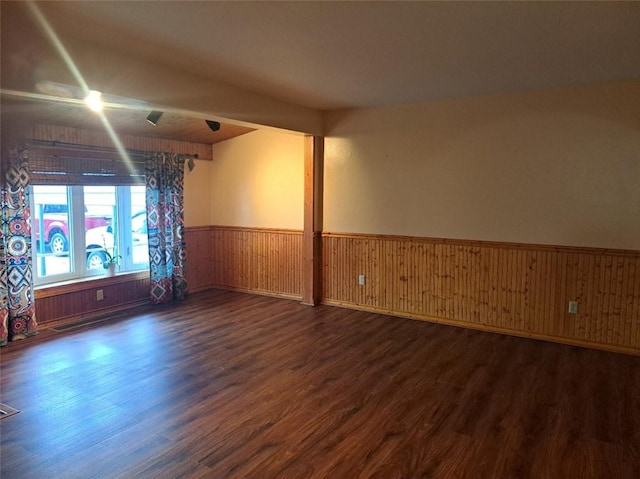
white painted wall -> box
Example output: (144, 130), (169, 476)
(323, 81), (640, 250)
(209, 129), (304, 229)
(183, 158), (213, 227)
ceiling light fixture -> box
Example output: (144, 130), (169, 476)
(146, 110), (163, 126)
(205, 120), (221, 132)
(84, 90), (104, 112)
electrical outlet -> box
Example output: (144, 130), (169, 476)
(96, 289), (104, 301)
(358, 274), (365, 286)
(568, 301), (578, 314)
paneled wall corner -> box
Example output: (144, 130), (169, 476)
(186, 226), (303, 300)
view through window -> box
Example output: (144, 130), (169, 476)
(31, 185), (148, 285)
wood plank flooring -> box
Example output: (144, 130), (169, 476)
(1, 289), (639, 478)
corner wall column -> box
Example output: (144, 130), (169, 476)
(302, 135), (324, 306)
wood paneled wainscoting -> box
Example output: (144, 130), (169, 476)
(35, 225), (302, 326)
(185, 226), (303, 300)
(323, 233), (640, 355)
(34, 272), (150, 325)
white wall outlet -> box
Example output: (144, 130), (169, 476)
(568, 301), (578, 314)
(358, 274), (365, 286)
(96, 289), (104, 301)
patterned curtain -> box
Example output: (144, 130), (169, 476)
(145, 153), (187, 304)
(1, 150), (38, 346)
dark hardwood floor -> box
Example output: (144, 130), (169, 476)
(1, 289), (639, 478)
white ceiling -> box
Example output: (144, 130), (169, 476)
(30, 1), (640, 111)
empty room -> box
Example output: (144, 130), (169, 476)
(1, 2), (639, 478)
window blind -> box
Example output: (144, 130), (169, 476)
(25, 141), (149, 186)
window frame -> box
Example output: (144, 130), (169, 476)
(30, 185), (149, 286)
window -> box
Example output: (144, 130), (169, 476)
(31, 185), (148, 285)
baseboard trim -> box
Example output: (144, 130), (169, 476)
(322, 299), (640, 357)
(188, 284), (217, 294)
(42, 299), (151, 331)
(209, 284), (302, 302)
